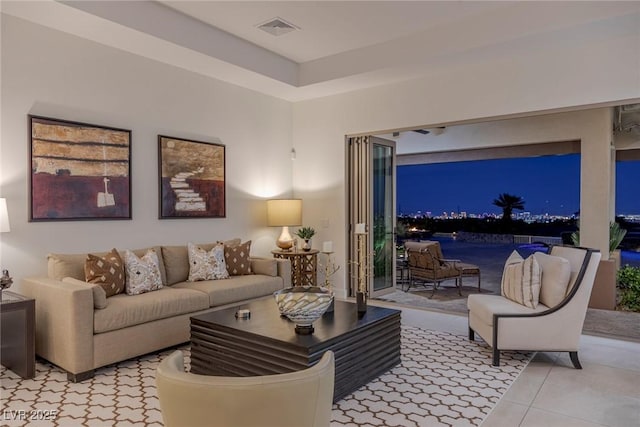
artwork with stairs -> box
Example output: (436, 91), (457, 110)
(159, 136), (225, 218)
(170, 168), (206, 212)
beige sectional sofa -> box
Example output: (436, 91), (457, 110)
(20, 243), (291, 382)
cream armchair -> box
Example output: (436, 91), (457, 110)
(467, 246), (601, 368)
(156, 350), (335, 427)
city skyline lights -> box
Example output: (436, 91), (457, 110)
(397, 154), (640, 217)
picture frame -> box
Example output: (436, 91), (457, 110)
(29, 115), (132, 221)
(158, 135), (226, 219)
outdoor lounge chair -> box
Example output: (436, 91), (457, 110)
(467, 245), (601, 367)
(405, 241), (464, 297)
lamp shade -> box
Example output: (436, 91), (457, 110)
(267, 199), (302, 227)
(0, 198), (9, 233)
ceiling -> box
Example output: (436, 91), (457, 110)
(2, 1), (640, 101)
(160, 1), (506, 63)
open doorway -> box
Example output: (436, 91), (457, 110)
(385, 152), (581, 313)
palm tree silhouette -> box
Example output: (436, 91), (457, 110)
(492, 193), (525, 226)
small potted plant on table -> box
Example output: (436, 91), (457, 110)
(296, 227), (316, 251)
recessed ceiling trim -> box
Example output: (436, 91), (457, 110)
(59, 0), (298, 86)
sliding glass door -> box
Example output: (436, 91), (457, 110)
(347, 136), (396, 298)
(372, 138), (396, 295)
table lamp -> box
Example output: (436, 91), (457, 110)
(267, 199), (302, 250)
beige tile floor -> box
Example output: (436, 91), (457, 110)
(371, 299), (640, 427)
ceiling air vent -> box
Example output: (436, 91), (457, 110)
(256, 17), (300, 36)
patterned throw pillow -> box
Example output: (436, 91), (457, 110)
(123, 249), (163, 295)
(501, 250), (541, 309)
(187, 242), (229, 281)
(224, 240), (252, 276)
(84, 248), (125, 297)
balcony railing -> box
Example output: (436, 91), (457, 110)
(513, 235), (562, 245)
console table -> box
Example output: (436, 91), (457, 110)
(1, 291), (35, 379)
(272, 249), (318, 287)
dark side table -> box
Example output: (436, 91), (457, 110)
(1, 291), (35, 379)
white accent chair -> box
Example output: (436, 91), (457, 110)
(467, 246), (601, 368)
(156, 350), (335, 427)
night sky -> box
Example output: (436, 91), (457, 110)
(397, 154), (640, 216)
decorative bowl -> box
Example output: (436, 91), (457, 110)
(274, 286), (334, 334)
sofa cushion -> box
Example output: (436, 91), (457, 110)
(48, 246), (168, 286)
(187, 242), (229, 281)
(62, 277), (108, 309)
(49, 252), (91, 282)
(94, 287), (209, 334)
(224, 241), (252, 276)
(533, 252), (572, 308)
(467, 294), (549, 326)
(173, 274), (283, 307)
(162, 239), (242, 285)
(501, 251), (541, 309)
(84, 248), (125, 297)
(124, 249), (163, 295)
(250, 258), (278, 277)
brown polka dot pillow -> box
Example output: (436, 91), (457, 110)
(224, 240), (252, 276)
(84, 248), (125, 297)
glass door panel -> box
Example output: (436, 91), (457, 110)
(371, 138), (396, 296)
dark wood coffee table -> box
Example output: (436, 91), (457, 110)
(190, 298), (401, 402)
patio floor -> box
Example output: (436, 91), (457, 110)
(378, 237), (640, 342)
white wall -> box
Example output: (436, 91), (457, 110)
(293, 24), (640, 296)
(0, 15), (293, 284)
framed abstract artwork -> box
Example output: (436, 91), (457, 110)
(29, 115), (132, 221)
(158, 135), (226, 218)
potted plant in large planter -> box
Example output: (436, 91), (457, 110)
(295, 227), (316, 252)
(572, 222), (627, 310)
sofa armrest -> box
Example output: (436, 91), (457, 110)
(275, 258), (292, 288)
(20, 277), (95, 375)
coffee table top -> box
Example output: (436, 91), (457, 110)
(191, 297), (401, 349)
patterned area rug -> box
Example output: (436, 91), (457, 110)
(1, 327), (531, 427)
(333, 327), (530, 426)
